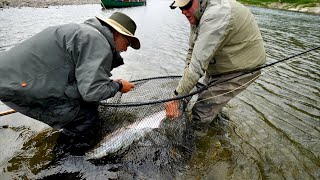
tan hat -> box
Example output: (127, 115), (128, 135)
(170, 0), (191, 9)
(96, 12), (140, 49)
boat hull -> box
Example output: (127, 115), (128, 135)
(101, 0), (146, 8)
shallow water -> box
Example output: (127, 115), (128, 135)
(0, 0), (319, 179)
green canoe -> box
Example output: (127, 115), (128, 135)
(101, 0), (146, 8)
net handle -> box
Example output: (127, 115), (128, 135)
(130, 75), (182, 83)
(101, 46), (320, 107)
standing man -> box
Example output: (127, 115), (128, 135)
(0, 12), (140, 138)
(166, 0), (266, 133)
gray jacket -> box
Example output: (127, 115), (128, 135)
(0, 18), (122, 129)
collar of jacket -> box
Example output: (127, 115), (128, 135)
(84, 18), (116, 50)
(194, 0), (209, 26)
(83, 18), (124, 69)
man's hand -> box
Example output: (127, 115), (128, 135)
(165, 100), (180, 119)
(117, 79), (134, 93)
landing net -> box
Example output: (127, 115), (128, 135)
(93, 76), (196, 165)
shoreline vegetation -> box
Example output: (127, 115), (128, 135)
(238, 0), (320, 14)
(0, 0), (319, 14)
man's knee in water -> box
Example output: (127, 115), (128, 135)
(192, 107), (219, 125)
(62, 103), (100, 136)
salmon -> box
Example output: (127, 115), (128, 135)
(85, 110), (166, 160)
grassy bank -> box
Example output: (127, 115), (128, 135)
(238, 0), (319, 7)
(238, 0), (320, 14)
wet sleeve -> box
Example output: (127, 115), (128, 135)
(73, 29), (120, 102)
(176, 11), (230, 95)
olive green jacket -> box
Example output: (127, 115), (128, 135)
(0, 18), (123, 129)
(176, 0), (266, 95)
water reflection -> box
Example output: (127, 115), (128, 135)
(0, 1), (319, 179)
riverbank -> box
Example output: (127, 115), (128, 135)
(0, 0), (100, 8)
(238, 0), (320, 14)
(267, 2), (320, 14)
(0, 0), (319, 15)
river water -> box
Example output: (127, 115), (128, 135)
(0, 0), (319, 179)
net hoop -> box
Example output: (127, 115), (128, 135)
(99, 75), (206, 107)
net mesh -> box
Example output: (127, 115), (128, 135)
(97, 76), (192, 136)
(91, 76), (196, 166)
(99, 76), (199, 107)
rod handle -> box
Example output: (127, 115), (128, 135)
(0, 109), (16, 116)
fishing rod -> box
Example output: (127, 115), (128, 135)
(206, 45), (320, 87)
(0, 109), (16, 116)
(191, 45), (320, 103)
(243, 46), (320, 75)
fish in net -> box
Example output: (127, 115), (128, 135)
(85, 76), (198, 162)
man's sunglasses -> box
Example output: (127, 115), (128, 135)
(179, 0), (193, 10)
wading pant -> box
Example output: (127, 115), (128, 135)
(192, 71), (261, 126)
(62, 102), (99, 136)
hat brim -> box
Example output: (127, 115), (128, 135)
(170, 0), (190, 9)
(96, 16), (141, 50)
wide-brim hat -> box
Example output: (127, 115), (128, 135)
(170, 0), (190, 9)
(96, 12), (140, 49)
